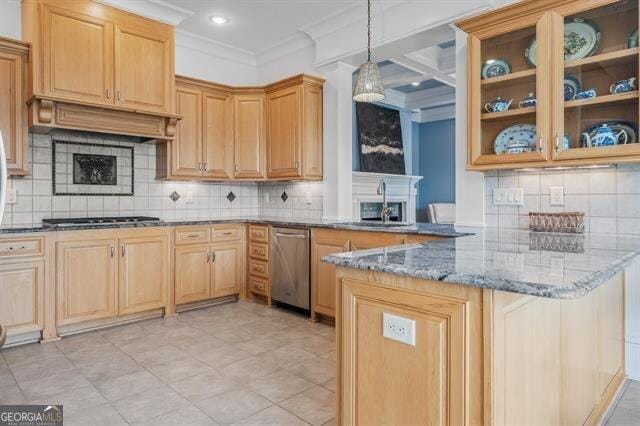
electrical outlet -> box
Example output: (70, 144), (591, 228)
(382, 312), (416, 346)
(6, 188), (17, 204)
(493, 188), (524, 206)
(550, 186), (564, 206)
(305, 191), (312, 205)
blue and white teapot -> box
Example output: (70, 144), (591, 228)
(582, 124), (628, 147)
(610, 77), (637, 94)
(484, 97), (513, 113)
(518, 93), (536, 108)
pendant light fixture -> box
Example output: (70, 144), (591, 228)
(353, 0), (385, 103)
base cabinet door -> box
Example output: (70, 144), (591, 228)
(118, 236), (168, 315)
(56, 239), (117, 325)
(175, 245), (211, 305)
(311, 232), (350, 319)
(0, 260), (44, 335)
(211, 244), (241, 298)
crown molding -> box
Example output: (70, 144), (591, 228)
(175, 30), (257, 67)
(255, 32), (314, 66)
(95, 0), (194, 26)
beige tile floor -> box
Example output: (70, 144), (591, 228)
(606, 379), (640, 426)
(0, 300), (336, 425)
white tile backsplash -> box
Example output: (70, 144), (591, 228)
(485, 166), (640, 234)
(3, 130), (325, 228)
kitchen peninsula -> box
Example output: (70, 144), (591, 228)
(324, 228), (633, 425)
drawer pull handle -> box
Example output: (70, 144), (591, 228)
(186, 234), (200, 238)
(7, 245), (27, 251)
(222, 232), (234, 236)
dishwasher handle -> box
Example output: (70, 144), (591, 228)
(273, 233), (307, 239)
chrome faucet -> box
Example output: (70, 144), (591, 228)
(377, 179), (392, 224)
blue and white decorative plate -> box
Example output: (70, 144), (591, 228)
(481, 59), (511, 79)
(629, 28), (639, 48)
(564, 75), (581, 101)
(494, 124), (537, 154)
(526, 18), (601, 66)
(582, 121), (638, 147)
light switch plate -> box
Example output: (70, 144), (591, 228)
(6, 188), (17, 204)
(382, 312), (416, 346)
(549, 186), (564, 206)
(493, 188), (524, 206)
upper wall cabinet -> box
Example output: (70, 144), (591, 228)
(266, 75), (324, 180)
(0, 37), (29, 175)
(459, 0), (640, 170)
(157, 74), (324, 182)
(21, 0), (178, 140)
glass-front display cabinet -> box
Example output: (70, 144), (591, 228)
(459, 0), (640, 170)
(553, 1), (639, 161)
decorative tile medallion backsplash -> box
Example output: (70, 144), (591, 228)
(52, 140), (134, 196)
(2, 130), (323, 228)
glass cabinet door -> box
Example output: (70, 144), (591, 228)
(552, 0), (639, 161)
(469, 14), (550, 167)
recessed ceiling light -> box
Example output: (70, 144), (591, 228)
(411, 81), (420, 86)
(209, 15), (229, 25)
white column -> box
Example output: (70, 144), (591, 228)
(454, 27), (485, 227)
(319, 61), (356, 221)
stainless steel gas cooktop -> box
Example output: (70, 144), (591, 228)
(42, 216), (161, 226)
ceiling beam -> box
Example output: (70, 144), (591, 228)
(403, 85), (455, 110)
(381, 70), (426, 88)
(390, 53), (456, 88)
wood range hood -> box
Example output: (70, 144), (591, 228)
(22, 0), (181, 141)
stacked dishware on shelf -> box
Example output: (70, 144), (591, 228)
(481, 16), (639, 154)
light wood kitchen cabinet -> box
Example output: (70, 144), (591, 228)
(0, 37), (29, 175)
(39, 3), (113, 105)
(158, 76), (233, 180)
(175, 245), (211, 305)
(0, 260), (44, 336)
(114, 24), (173, 113)
(211, 243), (242, 298)
(173, 225), (246, 306)
(55, 228), (170, 326)
(266, 75), (324, 180)
(56, 239), (118, 326)
(173, 86), (202, 177)
(203, 92), (234, 179)
(247, 224), (270, 302)
(311, 229), (434, 321)
(458, 0), (640, 170)
(311, 232), (350, 320)
(118, 235), (168, 315)
(22, 0), (178, 139)
(233, 94), (266, 179)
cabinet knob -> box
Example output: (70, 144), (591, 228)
(121, 245), (125, 257)
(211, 252), (216, 262)
(206, 252), (210, 263)
(110, 246), (115, 257)
(555, 133), (561, 152)
(203, 163), (208, 172)
(117, 90), (121, 101)
(295, 160), (299, 170)
(234, 164), (240, 173)
(106, 89), (110, 99)
(538, 136), (544, 153)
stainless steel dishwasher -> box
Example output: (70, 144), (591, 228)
(269, 227), (310, 311)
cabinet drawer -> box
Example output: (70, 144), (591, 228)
(249, 276), (268, 296)
(211, 225), (241, 242)
(175, 228), (210, 245)
(249, 225), (268, 243)
(0, 237), (44, 257)
(249, 259), (268, 278)
(249, 242), (268, 261)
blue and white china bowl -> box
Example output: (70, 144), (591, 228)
(519, 93), (536, 108)
(563, 135), (571, 150)
(574, 88), (597, 100)
(481, 59), (511, 79)
(564, 75), (581, 101)
(610, 78), (637, 94)
(494, 123), (537, 154)
(484, 97), (513, 113)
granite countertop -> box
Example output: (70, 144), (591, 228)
(323, 227), (640, 299)
(0, 217), (468, 238)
